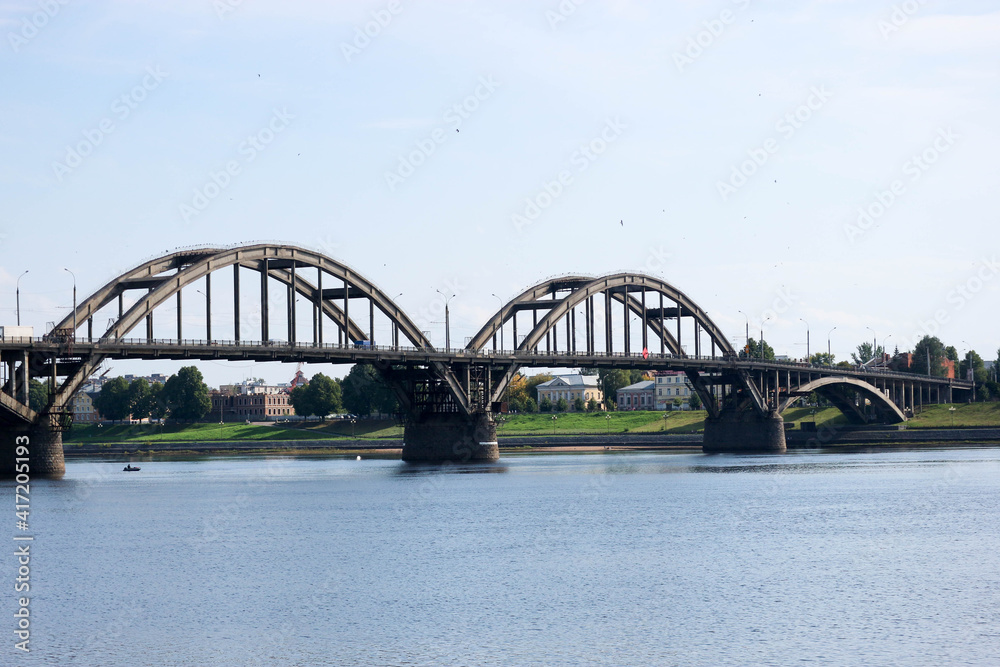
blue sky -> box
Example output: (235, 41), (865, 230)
(1, 0), (998, 387)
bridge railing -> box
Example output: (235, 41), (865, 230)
(0, 336), (973, 387)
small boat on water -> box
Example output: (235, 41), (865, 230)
(123, 465), (141, 472)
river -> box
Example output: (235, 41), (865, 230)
(6, 447), (1000, 665)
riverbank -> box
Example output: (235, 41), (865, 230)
(60, 404), (1000, 456)
(62, 426), (1000, 457)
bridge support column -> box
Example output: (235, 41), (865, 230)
(402, 413), (499, 463)
(1, 421), (66, 478)
(703, 409), (786, 454)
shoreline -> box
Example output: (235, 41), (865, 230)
(62, 426), (1000, 457)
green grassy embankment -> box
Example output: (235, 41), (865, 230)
(61, 404), (1000, 445)
(906, 402), (1000, 428)
(63, 419), (404, 444)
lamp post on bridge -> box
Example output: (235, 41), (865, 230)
(760, 316), (771, 360)
(827, 326), (836, 361)
(63, 267), (76, 340)
(16, 270), (28, 326)
(737, 310), (749, 355)
(435, 290), (456, 351)
(491, 293), (504, 351)
(799, 317), (810, 363)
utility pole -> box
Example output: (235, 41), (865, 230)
(16, 270), (28, 327)
(435, 289), (455, 351)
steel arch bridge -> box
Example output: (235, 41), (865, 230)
(1, 243), (972, 476)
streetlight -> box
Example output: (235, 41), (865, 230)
(435, 289), (455, 351)
(63, 268), (76, 340)
(15, 270), (28, 327)
(605, 413), (611, 436)
(799, 317), (810, 362)
(827, 326), (837, 360)
(737, 310), (749, 354)
(881, 335), (893, 365)
(760, 316), (771, 360)
(491, 293), (504, 351)
(865, 326), (877, 362)
(551, 414), (557, 435)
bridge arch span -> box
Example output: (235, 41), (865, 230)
(467, 272), (735, 359)
(47, 243), (433, 410)
(778, 376), (906, 424)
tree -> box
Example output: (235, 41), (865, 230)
(539, 397), (553, 412)
(850, 342), (884, 365)
(572, 397), (585, 412)
(523, 397), (538, 413)
(688, 391), (702, 410)
(306, 373), (342, 417)
(163, 366), (212, 421)
(587, 397), (599, 412)
(128, 378), (155, 421)
(340, 363), (397, 417)
(95, 377), (131, 422)
(912, 336), (946, 377)
(580, 368), (634, 410)
(506, 372), (552, 413)
(149, 382), (167, 420)
(555, 397), (569, 412)
(289, 385), (313, 417)
(945, 346), (959, 363)
(28, 379), (50, 413)
(738, 338), (775, 361)
(959, 350), (987, 384)
(809, 352), (835, 366)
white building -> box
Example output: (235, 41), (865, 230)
(655, 371), (695, 410)
(535, 374), (603, 410)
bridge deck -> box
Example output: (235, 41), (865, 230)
(0, 338), (973, 390)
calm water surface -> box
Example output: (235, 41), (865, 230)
(6, 448), (1000, 666)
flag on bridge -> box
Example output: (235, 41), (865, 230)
(642, 347), (649, 360)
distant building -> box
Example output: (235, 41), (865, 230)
(70, 391), (102, 423)
(219, 379), (292, 395)
(122, 373), (168, 386)
(654, 371), (695, 410)
(535, 374), (603, 410)
(893, 353), (956, 379)
(211, 387), (293, 421)
(617, 380), (655, 410)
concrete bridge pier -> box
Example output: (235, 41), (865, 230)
(402, 413), (499, 463)
(703, 409), (787, 454)
(1, 421), (66, 478)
